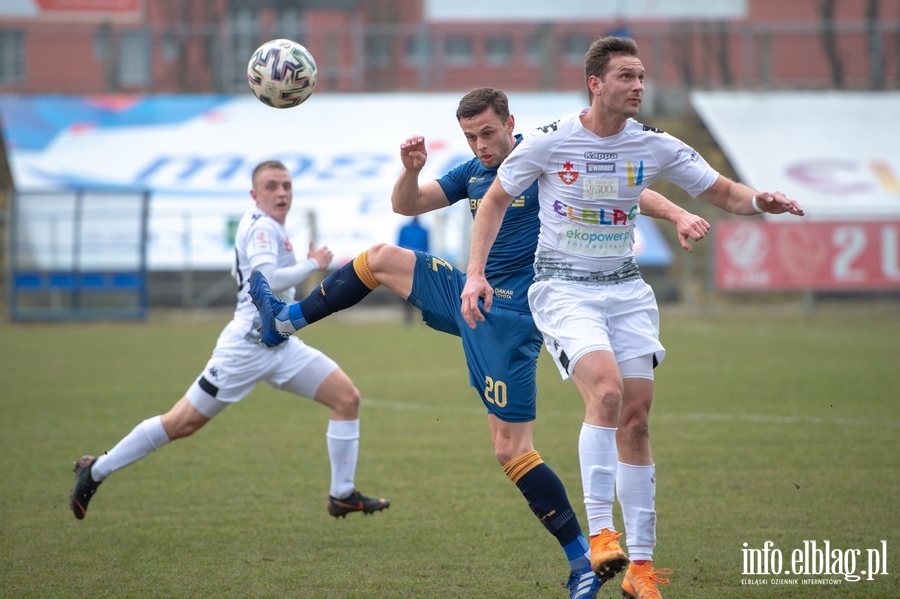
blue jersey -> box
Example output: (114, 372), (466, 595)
(436, 135), (539, 313)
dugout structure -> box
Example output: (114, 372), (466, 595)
(8, 190), (150, 321)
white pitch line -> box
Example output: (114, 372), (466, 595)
(361, 398), (899, 428)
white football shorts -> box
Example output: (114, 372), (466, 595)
(186, 319), (338, 417)
(527, 278), (665, 380)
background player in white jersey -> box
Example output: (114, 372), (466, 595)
(460, 37), (804, 599)
(69, 160), (389, 521)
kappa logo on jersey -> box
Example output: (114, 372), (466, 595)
(552, 199), (638, 225)
(643, 124), (665, 133)
(558, 161), (579, 185)
(537, 120), (559, 133)
(627, 161), (644, 186)
(585, 152), (618, 160)
(583, 177), (618, 200)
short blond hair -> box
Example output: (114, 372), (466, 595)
(251, 160), (288, 186)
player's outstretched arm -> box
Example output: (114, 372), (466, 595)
(700, 175), (805, 217)
(391, 135), (452, 216)
(638, 188), (710, 253)
(258, 242), (332, 293)
(461, 179), (513, 329)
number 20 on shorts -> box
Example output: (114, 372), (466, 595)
(484, 376), (507, 408)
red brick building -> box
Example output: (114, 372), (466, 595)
(1, 0), (898, 97)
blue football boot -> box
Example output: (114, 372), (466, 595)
(248, 270), (294, 347)
(566, 565), (605, 599)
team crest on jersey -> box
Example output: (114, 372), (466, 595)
(284, 236), (293, 253)
(558, 161), (580, 185)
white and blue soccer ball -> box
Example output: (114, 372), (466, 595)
(247, 39), (318, 109)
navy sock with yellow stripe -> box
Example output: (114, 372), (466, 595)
(503, 451), (585, 559)
(287, 250), (381, 327)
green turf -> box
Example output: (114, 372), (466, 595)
(0, 308), (897, 598)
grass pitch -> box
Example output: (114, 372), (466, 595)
(0, 306), (898, 598)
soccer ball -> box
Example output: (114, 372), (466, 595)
(247, 39), (318, 109)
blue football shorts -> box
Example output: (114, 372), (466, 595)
(406, 251), (540, 423)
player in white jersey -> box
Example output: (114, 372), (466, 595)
(461, 37), (804, 599)
(69, 160), (389, 521)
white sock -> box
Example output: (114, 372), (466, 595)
(326, 419), (359, 499)
(91, 416), (171, 482)
(579, 423), (618, 536)
(617, 462), (657, 561)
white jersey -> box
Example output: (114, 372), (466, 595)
(498, 111), (719, 281)
(184, 205), (338, 410)
(231, 206), (298, 331)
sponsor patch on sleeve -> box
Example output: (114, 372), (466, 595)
(251, 229), (272, 254)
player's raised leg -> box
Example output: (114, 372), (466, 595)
(250, 244), (417, 347)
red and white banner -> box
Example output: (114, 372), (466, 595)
(715, 219), (900, 291)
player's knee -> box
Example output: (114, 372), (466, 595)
(331, 385), (361, 419)
(619, 414), (650, 446)
(493, 438), (532, 465)
(593, 387), (623, 411)
(366, 243), (392, 275)
(494, 445), (515, 465)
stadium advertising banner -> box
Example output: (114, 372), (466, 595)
(715, 219), (900, 291)
(0, 93), (674, 271)
(425, 0), (747, 20)
(692, 91), (900, 219)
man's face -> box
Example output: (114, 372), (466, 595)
(250, 167), (292, 223)
(593, 54), (645, 119)
(458, 109), (515, 169)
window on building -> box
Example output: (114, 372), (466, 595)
(0, 30), (25, 84)
(485, 37), (512, 66)
(525, 35), (544, 65)
(564, 35), (592, 64)
(405, 35), (431, 67)
(93, 24), (109, 61)
(119, 30), (151, 87)
(161, 30), (179, 61)
(444, 36), (471, 66)
(277, 7), (302, 41)
(366, 34), (392, 67)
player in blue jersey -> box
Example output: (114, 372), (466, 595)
(249, 88), (709, 599)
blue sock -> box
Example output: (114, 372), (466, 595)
(285, 302), (308, 329)
(563, 535), (591, 571)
